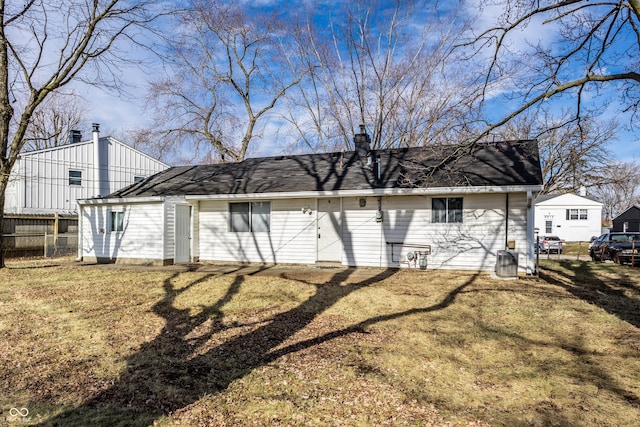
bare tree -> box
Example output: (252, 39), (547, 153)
(0, 0), (163, 268)
(460, 0), (640, 143)
(22, 91), (88, 151)
(590, 161), (640, 222)
(148, 0), (309, 163)
(493, 110), (616, 194)
(285, 0), (479, 153)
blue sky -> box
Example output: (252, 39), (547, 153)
(75, 0), (640, 163)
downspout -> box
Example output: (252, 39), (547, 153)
(76, 202), (83, 261)
(527, 190), (535, 276)
(505, 193), (509, 249)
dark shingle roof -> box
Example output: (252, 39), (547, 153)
(107, 140), (542, 198)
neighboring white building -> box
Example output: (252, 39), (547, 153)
(534, 193), (603, 241)
(5, 124), (169, 215)
(78, 136), (544, 274)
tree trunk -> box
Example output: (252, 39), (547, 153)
(0, 0), (13, 268)
(0, 190), (5, 268)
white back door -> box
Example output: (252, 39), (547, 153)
(175, 205), (191, 264)
(317, 198), (342, 262)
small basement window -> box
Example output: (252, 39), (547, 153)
(432, 197), (463, 223)
(230, 202), (271, 232)
(69, 170), (82, 186)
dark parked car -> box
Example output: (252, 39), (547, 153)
(538, 235), (563, 254)
(589, 232), (640, 264)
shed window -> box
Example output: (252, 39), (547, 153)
(230, 202), (270, 232)
(432, 197), (463, 223)
(110, 211), (124, 232)
(69, 170), (82, 186)
(134, 176), (145, 183)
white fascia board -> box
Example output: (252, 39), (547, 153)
(185, 185), (544, 201)
(77, 196), (165, 206)
(535, 193), (603, 207)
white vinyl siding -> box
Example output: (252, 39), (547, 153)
(197, 193), (531, 272)
(199, 199), (316, 264)
(344, 194), (529, 271)
(109, 210), (124, 232)
(81, 202), (165, 262)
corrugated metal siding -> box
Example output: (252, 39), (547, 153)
(7, 139), (167, 215)
(106, 139), (166, 194)
(81, 203), (165, 261)
(20, 143), (93, 213)
(198, 199), (317, 264)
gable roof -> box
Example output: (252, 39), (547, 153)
(535, 193), (602, 205)
(104, 140), (542, 199)
(613, 205), (640, 221)
(19, 136), (169, 167)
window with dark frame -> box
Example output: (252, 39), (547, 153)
(229, 202), (271, 232)
(566, 208), (588, 220)
(110, 211), (124, 232)
(68, 169), (82, 186)
(134, 176), (145, 183)
(432, 197), (463, 223)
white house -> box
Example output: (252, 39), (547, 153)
(5, 124), (169, 215)
(77, 134), (544, 274)
(534, 193), (603, 241)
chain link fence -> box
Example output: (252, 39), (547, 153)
(3, 215), (78, 259)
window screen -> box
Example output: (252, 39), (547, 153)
(69, 170), (82, 186)
(229, 202), (271, 232)
(432, 197), (463, 223)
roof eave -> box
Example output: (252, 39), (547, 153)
(184, 184), (544, 201)
(77, 196), (166, 205)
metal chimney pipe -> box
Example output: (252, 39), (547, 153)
(92, 123), (101, 197)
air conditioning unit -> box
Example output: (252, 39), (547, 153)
(496, 250), (518, 278)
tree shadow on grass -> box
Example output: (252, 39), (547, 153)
(540, 260), (640, 329)
(38, 266), (480, 426)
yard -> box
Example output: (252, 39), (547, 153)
(1, 258), (639, 426)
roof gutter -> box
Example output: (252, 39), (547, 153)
(77, 196), (166, 206)
(184, 184), (544, 201)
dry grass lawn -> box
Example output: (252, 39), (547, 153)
(1, 258), (639, 426)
